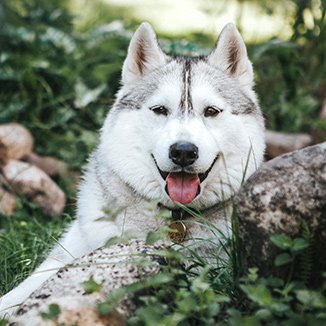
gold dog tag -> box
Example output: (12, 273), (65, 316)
(169, 221), (187, 243)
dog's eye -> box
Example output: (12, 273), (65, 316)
(204, 106), (222, 117)
(150, 105), (168, 116)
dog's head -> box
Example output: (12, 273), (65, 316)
(99, 23), (265, 209)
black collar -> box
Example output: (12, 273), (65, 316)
(158, 200), (230, 221)
(157, 203), (200, 220)
(157, 201), (229, 244)
(170, 207), (199, 220)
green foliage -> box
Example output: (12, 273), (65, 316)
(251, 39), (322, 133)
(92, 229), (326, 325)
(90, 213), (324, 325)
(248, 0), (325, 134)
(299, 221), (314, 285)
(40, 303), (61, 321)
(0, 0), (129, 168)
(271, 234), (310, 267)
(82, 275), (103, 294)
(0, 319), (8, 326)
(238, 271), (326, 325)
(97, 249), (231, 326)
(270, 223), (314, 285)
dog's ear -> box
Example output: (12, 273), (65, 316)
(122, 22), (167, 85)
(208, 23), (253, 87)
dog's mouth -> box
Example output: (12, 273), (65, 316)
(152, 154), (219, 205)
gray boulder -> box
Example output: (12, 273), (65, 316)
(236, 142), (326, 285)
(9, 240), (163, 326)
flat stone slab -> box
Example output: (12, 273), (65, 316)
(9, 240), (164, 326)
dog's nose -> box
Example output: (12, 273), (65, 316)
(169, 142), (199, 167)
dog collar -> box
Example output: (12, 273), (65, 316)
(157, 204), (200, 244)
(170, 207), (199, 220)
(158, 201), (229, 244)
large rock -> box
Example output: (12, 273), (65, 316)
(265, 130), (313, 158)
(236, 143), (326, 285)
(0, 187), (16, 216)
(2, 160), (66, 216)
(0, 123), (34, 163)
(23, 153), (68, 178)
(9, 240), (164, 326)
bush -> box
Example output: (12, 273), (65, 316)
(0, 0), (129, 168)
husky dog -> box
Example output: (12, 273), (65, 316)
(0, 22), (265, 315)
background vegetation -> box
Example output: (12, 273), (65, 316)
(0, 0), (325, 324)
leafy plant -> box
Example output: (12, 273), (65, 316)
(40, 303), (61, 321)
(82, 275), (103, 294)
(271, 234), (309, 266)
(0, 0), (129, 168)
(251, 39), (322, 133)
(91, 216), (326, 325)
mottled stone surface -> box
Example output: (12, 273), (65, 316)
(9, 240), (164, 326)
(236, 143), (326, 284)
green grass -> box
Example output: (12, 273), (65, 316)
(0, 198), (72, 295)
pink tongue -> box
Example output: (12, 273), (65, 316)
(166, 172), (200, 205)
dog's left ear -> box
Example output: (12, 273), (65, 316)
(208, 23), (254, 87)
(122, 22), (167, 86)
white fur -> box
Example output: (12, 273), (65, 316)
(0, 22), (265, 317)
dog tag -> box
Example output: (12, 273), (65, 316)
(169, 221), (187, 243)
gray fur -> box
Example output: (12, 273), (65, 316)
(179, 58), (193, 113)
(115, 56), (259, 117)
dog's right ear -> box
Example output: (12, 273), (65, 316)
(122, 22), (167, 86)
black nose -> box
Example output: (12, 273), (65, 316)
(169, 142), (199, 167)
